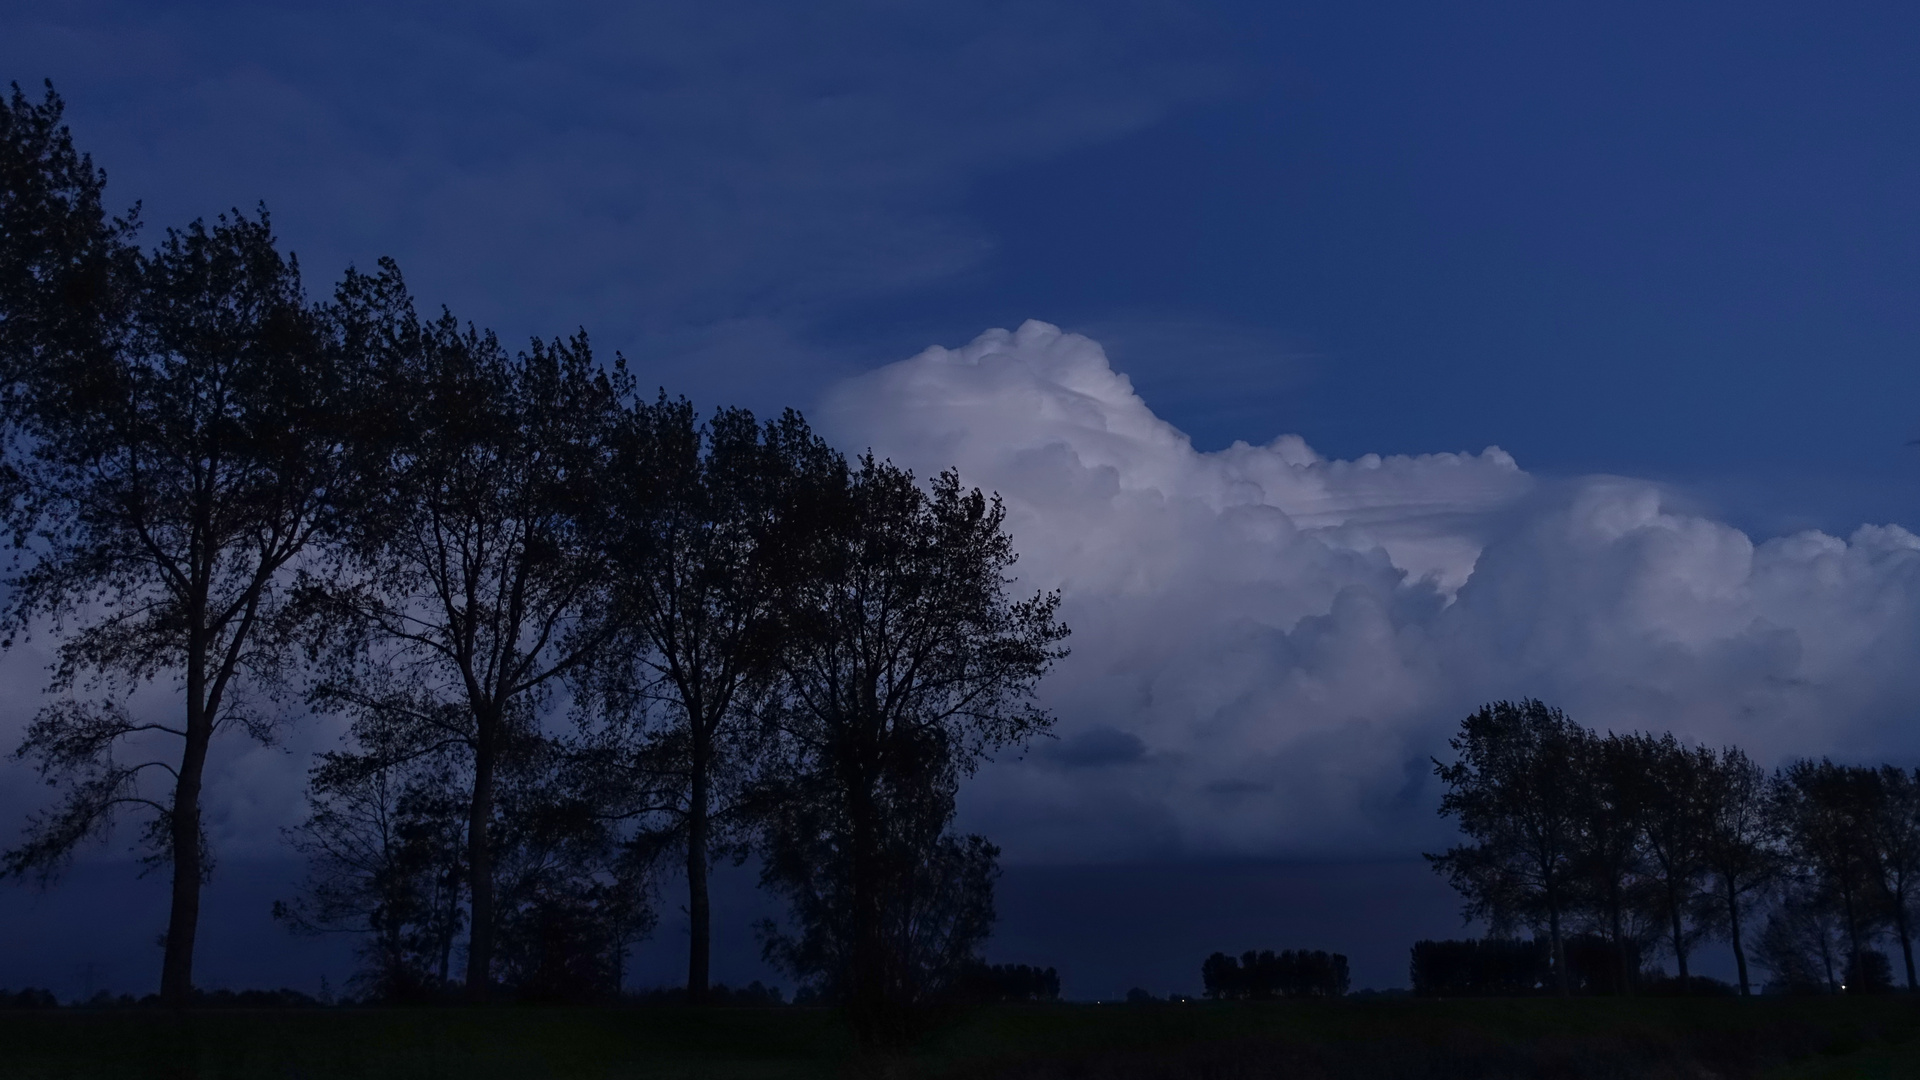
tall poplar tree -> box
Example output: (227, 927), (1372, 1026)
(592, 399), (827, 1002)
(0, 82), (135, 409)
(306, 264), (624, 998)
(758, 459), (1066, 1043)
(1428, 699), (1588, 996)
(1697, 745), (1777, 996)
(1630, 733), (1714, 986)
(0, 205), (356, 1004)
(1863, 765), (1920, 990)
(1773, 759), (1881, 982)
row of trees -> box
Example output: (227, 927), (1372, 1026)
(953, 963), (1062, 1003)
(1430, 699), (1920, 996)
(0, 83), (1068, 1037)
(1408, 939), (1552, 997)
(1200, 950), (1350, 999)
(1409, 935), (1735, 997)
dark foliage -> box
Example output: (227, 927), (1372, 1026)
(0, 81), (138, 414)
(1753, 885), (1845, 995)
(954, 963), (1061, 1003)
(274, 745), (468, 1002)
(1772, 759), (1884, 990)
(1622, 733), (1714, 985)
(1427, 701), (1841, 999)
(1561, 933), (1643, 996)
(582, 400), (833, 1002)
(1843, 949), (1894, 994)
(0, 184), (365, 1002)
(0, 988), (58, 1009)
(1427, 700), (1586, 994)
(756, 458), (1066, 1044)
(1696, 745), (1777, 996)
(1201, 950), (1349, 999)
(299, 264), (629, 999)
(1858, 766), (1920, 990)
(488, 766), (654, 1005)
(1408, 938), (1550, 997)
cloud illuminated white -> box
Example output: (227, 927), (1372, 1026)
(5, 320), (1917, 868)
(821, 321), (1920, 862)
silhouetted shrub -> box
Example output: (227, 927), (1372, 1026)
(0, 988), (58, 1009)
(953, 963), (1061, 1002)
(1563, 933), (1641, 995)
(1200, 950), (1348, 999)
(1845, 950), (1894, 994)
(1409, 938), (1549, 996)
(1124, 987), (1157, 1005)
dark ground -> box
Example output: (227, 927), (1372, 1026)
(2, 998), (1918, 1080)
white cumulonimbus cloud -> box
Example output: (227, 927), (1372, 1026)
(820, 321), (1920, 863)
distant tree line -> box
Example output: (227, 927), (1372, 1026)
(0, 83), (1069, 1040)
(952, 963), (1061, 1003)
(1429, 699), (1920, 996)
(1200, 950), (1350, 999)
(1408, 939), (1551, 997)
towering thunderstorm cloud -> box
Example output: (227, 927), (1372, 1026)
(822, 322), (1920, 862)
(3, 322), (1916, 867)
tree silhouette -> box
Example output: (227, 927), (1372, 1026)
(588, 399), (829, 1002)
(1569, 732), (1649, 995)
(1861, 765), (1920, 991)
(1752, 883), (1846, 994)
(1696, 745), (1778, 996)
(756, 458), (1066, 1044)
(1627, 734), (1714, 987)
(303, 265), (625, 999)
(0, 81), (137, 417)
(1409, 938), (1550, 996)
(274, 741), (469, 1000)
(486, 744), (654, 1003)
(954, 962), (1061, 1002)
(0, 201), (361, 1004)
(1200, 949), (1349, 999)
(1774, 760), (1882, 985)
(1429, 700), (1588, 995)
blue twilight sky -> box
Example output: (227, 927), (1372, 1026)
(6, 0), (1918, 534)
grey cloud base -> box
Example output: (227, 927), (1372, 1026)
(821, 321), (1920, 862)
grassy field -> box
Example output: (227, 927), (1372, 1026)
(3, 997), (1919, 1079)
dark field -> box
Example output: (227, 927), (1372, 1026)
(5, 999), (1920, 1080)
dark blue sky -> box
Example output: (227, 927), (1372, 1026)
(6, 1), (1918, 535)
(894, 2), (1920, 534)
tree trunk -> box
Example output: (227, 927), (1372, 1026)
(1727, 880), (1751, 997)
(1897, 903), (1917, 992)
(686, 741), (710, 1005)
(1840, 882), (1863, 991)
(160, 712), (211, 1006)
(1548, 900), (1569, 996)
(1610, 889), (1632, 995)
(843, 745), (886, 1044)
(464, 722), (496, 1001)
(1667, 885), (1690, 986)
(438, 869), (458, 986)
